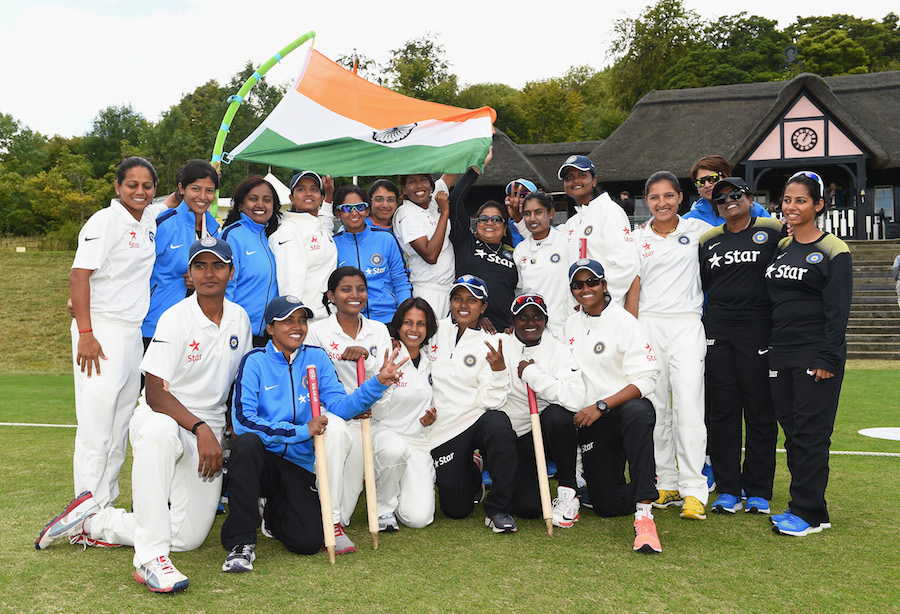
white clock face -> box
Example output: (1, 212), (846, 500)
(791, 127), (818, 152)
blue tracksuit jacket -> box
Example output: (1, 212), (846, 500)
(222, 214), (278, 337)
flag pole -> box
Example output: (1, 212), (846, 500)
(210, 31), (316, 217)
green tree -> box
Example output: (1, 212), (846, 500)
(560, 66), (629, 139)
(664, 14), (791, 88)
(387, 35), (459, 105)
(791, 13), (900, 73)
(83, 105), (148, 177)
(606, 0), (700, 108)
(520, 78), (586, 143)
(336, 52), (387, 86)
(456, 83), (527, 142)
(0, 113), (49, 176)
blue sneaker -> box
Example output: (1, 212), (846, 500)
(35, 491), (99, 550)
(772, 512), (825, 536)
(712, 493), (743, 514)
(745, 496), (770, 514)
(771, 510), (791, 524)
(702, 462), (716, 492)
(546, 461), (557, 478)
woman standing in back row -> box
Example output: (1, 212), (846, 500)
(766, 171), (852, 537)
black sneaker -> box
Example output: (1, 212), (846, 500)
(485, 512), (517, 533)
(577, 485), (593, 509)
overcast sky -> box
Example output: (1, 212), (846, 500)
(0, 0), (894, 138)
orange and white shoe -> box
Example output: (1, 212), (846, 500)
(633, 515), (662, 554)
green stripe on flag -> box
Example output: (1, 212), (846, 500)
(233, 128), (491, 176)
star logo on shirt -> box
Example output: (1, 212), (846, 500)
(765, 263), (777, 278)
(297, 393), (308, 404)
(365, 268), (372, 275)
(568, 229), (574, 237)
(190, 340), (200, 352)
(474, 248), (486, 258)
(520, 257), (527, 264)
(642, 242), (651, 250)
(330, 342), (340, 351)
(708, 253), (723, 268)
(129, 230), (136, 240)
(311, 236), (318, 243)
(623, 227), (631, 235)
(569, 337), (575, 346)
(430, 344), (438, 353)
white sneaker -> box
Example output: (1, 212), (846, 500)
(551, 486), (581, 528)
(222, 543), (256, 572)
(35, 491), (98, 550)
(378, 512), (399, 533)
(259, 497), (273, 538)
(135, 555), (189, 593)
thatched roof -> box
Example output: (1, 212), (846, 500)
(588, 71), (900, 183)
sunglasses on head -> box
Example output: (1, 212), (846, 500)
(337, 203), (368, 213)
(570, 276), (603, 290)
(694, 172), (723, 188)
(511, 294), (547, 314)
(788, 170), (826, 197)
(476, 215), (504, 224)
(713, 190), (745, 206)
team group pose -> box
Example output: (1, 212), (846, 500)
(37, 150), (851, 592)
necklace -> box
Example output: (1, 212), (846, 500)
(650, 220), (678, 235)
(479, 239), (505, 257)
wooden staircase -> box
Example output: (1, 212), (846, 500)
(846, 240), (900, 360)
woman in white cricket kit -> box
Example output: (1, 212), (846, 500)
(510, 155), (640, 315)
(268, 171), (336, 322)
(37, 237), (252, 594)
(304, 266), (394, 554)
(67, 157), (158, 508)
(393, 173), (458, 318)
(370, 297), (440, 531)
(633, 171), (713, 520)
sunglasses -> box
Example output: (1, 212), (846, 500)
(788, 170), (826, 197)
(713, 190), (745, 206)
(371, 196), (397, 204)
(511, 294), (548, 315)
(476, 215), (504, 224)
(694, 172), (723, 188)
(570, 276), (603, 290)
(337, 203), (368, 213)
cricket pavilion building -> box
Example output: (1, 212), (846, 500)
(478, 71), (900, 240)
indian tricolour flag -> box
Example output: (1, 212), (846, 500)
(229, 49), (496, 176)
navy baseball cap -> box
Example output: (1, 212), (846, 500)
(510, 292), (548, 317)
(505, 178), (537, 196)
(188, 236), (233, 265)
(289, 171), (323, 192)
(568, 258), (605, 284)
(451, 274), (488, 300)
(712, 176), (750, 197)
(264, 295), (314, 324)
(557, 155), (596, 180)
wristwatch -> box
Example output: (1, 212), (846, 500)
(595, 400), (609, 417)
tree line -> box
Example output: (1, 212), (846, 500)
(1, 0), (897, 241)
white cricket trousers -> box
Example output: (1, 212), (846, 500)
(372, 428), (435, 528)
(87, 405), (223, 568)
(640, 312), (709, 503)
(71, 318), (143, 507)
(412, 281), (450, 319)
(322, 413), (364, 526)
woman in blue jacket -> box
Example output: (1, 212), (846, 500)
(333, 185), (412, 324)
(142, 159), (220, 344)
(222, 175), (281, 346)
(221, 295), (405, 571)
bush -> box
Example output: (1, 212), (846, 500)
(41, 219), (82, 251)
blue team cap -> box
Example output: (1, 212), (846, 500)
(264, 295), (314, 324)
(557, 155), (596, 180)
(505, 178), (537, 196)
(568, 258), (605, 284)
(289, 170), (323, 192)
(450, 274), (488, 300)
(188, 236), (233, 265)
